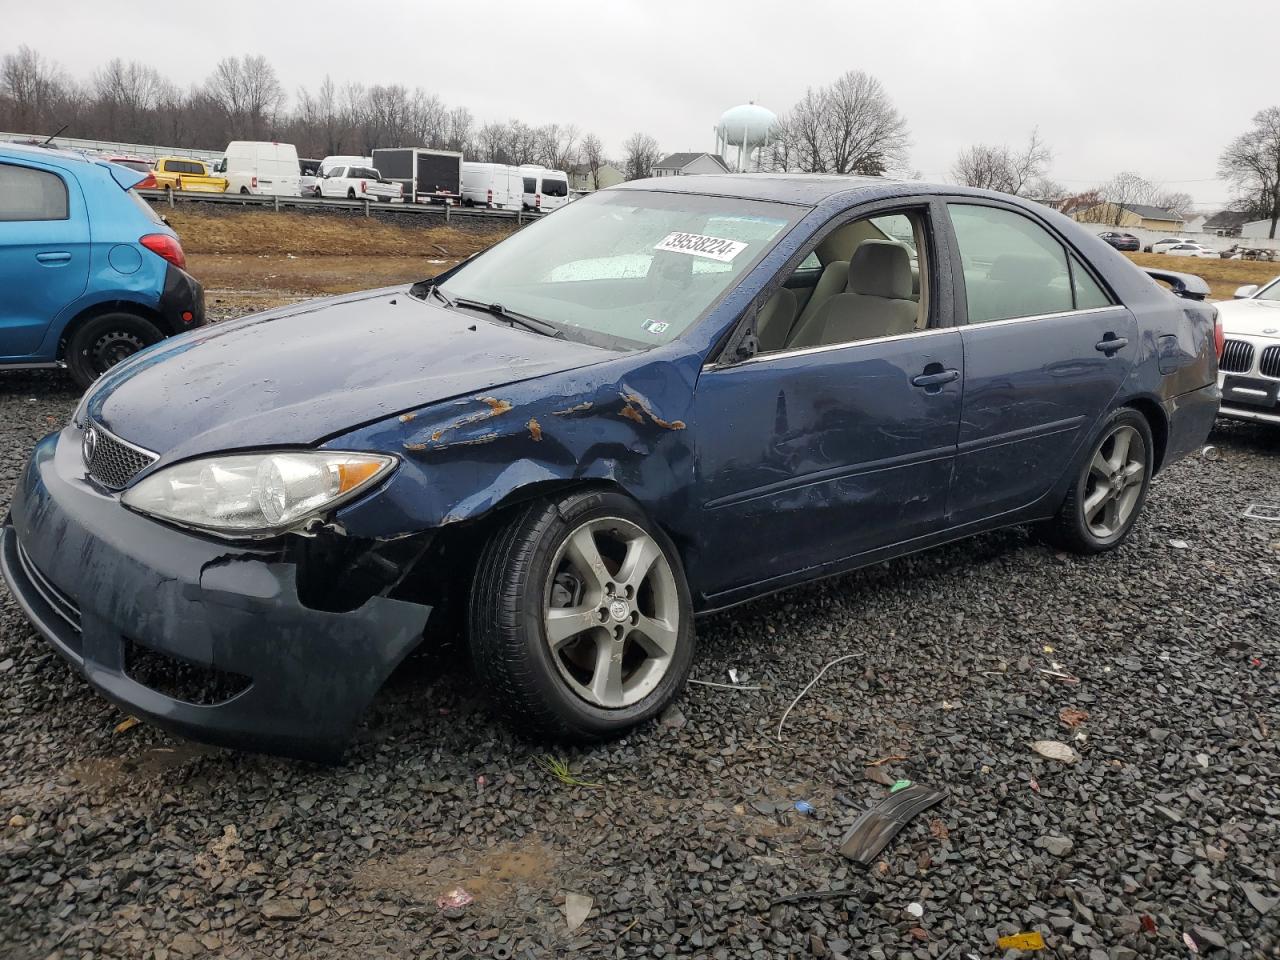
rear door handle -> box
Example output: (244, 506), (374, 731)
(1095, 335), (1128, 355)
(35, 251), (71, 264)
(911, 368), (960, 388)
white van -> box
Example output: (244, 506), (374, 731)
(216, 141), (302, 197)
(519, 165), (570, 213)
(461, 162), (524, 211)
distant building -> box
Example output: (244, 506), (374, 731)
(1240, 217), (1279, 240)
(568, 162), (625, 193)
(1182, 214), (1207, 234)
(1203, 210), (1252, 237)
(1073, 202), (1184, 232)
(652, 152), (730, 177)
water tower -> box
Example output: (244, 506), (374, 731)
(715, 103), (778, 172)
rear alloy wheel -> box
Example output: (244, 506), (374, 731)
(66, 312), (163, 389)
(468, 489), (694, 740)
(1041, 408), (1153, 554)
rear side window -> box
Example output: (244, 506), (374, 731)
(0, 163), (69, 221)
(948, 204), (1073, 323)
(542, 178), (568, 197)
(1070, 255), (1113, 310)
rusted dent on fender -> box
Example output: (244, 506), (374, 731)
(551, 400), (593, 417)
(619, 385), (686, 430)
(527, 418), (543, 441)
(406, 432), (500, 453)
(403, 394), (513, 451)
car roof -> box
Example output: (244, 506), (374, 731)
(613, 172), (895, 206)
(1, 141), (95, 168)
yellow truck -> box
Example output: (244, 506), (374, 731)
(152, 157), (228, 194)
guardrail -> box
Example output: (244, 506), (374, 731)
(138, 188), (544, 224)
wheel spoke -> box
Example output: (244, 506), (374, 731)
(1111, 428), (1132, 471)
(1084, 486), (1111, 522)
(1089, 450), (1111, 481)
(563, 526), (609, 596)
(1102, 496), (1119, 533)
(588, 635), (624, 707)
(631, 615), (678, 658)
(1122, 460), (1144, 485)
(617, 535), (661, 593)
(545, 606), (599, 649)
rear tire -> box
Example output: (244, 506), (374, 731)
(239, 187), (250, 195)
(66, 312), (164, 389)
(1039, 408), (1154, 554)
(347, 188), (356, 199)
(468, 489), (695, 741)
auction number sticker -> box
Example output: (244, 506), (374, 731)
(654, 232), (747, 263)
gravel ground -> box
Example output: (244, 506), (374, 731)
(0, 361), (1277, 960)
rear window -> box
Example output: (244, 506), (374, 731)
(542, 177), (568, 197)
(0, 163), (69, 221)
(117, 159), (152, 173)
(524, 177), (536, 192)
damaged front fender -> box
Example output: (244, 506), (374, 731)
(328, 348), (703, 539)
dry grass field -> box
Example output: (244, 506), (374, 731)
(1125, 251), (1279, 301)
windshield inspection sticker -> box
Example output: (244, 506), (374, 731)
(654, 232), (748, 263)
(641, 319), (670, 336)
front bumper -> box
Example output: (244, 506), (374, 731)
(1, 430), (431, 761)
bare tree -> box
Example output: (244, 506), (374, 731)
(475, 122), (507, 163)
(536, 123), (579, 170)
(1074, 172), (1156, 226)
(207, 55), (284, 140)
(622, 132), (661, 180)
(0, 45), (70, 132)
(446, 106), (474, 154)
(1152, 189), (1194, 220)
(951, 130), (1052, 196)
(580, 132), (606, 188)
(774, 70), (908, 175)
(1220, 107), (1280, 239)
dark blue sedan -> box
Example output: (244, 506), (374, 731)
(1, 175), (1221, 760)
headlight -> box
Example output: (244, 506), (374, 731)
(121, 451), (395, 537)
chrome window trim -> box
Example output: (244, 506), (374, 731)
(703, 306), (1117, 371)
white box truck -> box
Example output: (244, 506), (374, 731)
(371, 148), (463, 204)
(216, 141), (302, 197)
(461, 162), (524, 210)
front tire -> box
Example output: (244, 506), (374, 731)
(468, 489), (695, 741)
(1040, 408), (1154, 554)
(65, 312), (164, 389)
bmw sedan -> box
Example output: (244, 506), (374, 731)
(1215, 274), (1280, 423)
(1, 175), (1222, 760)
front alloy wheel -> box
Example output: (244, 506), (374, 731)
(469, 489), (694, 741)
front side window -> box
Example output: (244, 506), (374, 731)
(948, 204), (1073, 322)
(434, 190), (802, 349)
(0, 163), (69, 221)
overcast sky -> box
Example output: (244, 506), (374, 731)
(8, 0), (1275, 209)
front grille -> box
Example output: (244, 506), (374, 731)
(1220, 339), (1255, 374)
(1261, 345), (1280, 379)
(83, 422), (157, 490)
(16, 540), (81, 634)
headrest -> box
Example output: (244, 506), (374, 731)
(988, 254), (1056, 286)
(848, 241), (913, 300)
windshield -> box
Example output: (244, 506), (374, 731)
(1255, 277), (1280, 301)
(435, 190), (803, 348)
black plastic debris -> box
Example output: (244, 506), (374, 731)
(838, 784), (947, 864)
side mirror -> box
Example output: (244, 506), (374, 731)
(1234, 284), (1259, 299)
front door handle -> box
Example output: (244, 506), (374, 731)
(35, 251), (71, 264)
(1095, 334), (1128, 355)
(911, 367), (960, 389)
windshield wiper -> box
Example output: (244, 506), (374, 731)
(448, 296), (564, 339)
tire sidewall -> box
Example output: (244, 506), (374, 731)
(66, 312), (163, 390)
(1068, 408), (1154, 550)
(510, 490), (695, 735)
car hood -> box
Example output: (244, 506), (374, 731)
(1217, 297), (1280, 339)
(87, 287), (618, 460)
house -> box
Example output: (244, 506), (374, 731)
(1073, 202), (1184, 231)
(567, 162), (625, 193)
(652, 152), (730, 177)
(1202, 210), (1251, 237)
(1182, 214), (1207, 234)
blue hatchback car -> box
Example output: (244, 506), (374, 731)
(1, 175), (1220, 760)
(0, 143), (204, 388)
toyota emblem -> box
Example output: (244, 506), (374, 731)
(82, 426), (98, 465)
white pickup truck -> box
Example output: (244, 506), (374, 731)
(317, 165), (402, 202)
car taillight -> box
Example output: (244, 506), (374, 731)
(487, 189), (493, 204)
(1212, 306), (1224, 360)
(251, 176), (258, 188)
(361, 180), (367, 193)
(535, 194), (541, 209)
(140, 233), (186, 270)
(134, 173), (157, 190)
